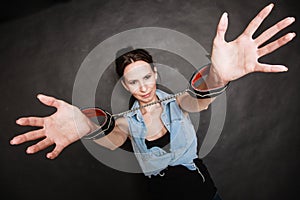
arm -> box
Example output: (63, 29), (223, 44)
(178, 3), (295, 112)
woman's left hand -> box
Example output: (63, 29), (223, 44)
(210, 3), (296, 83)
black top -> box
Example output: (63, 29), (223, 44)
(145, 131), (170, 152)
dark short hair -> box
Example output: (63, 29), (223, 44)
(115, 48), (154, 78)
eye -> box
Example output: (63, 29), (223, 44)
(129, 80), (137, 85)
(144, 74), (152, 80)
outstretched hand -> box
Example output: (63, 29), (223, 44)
(10, 94), (97, 159)
(210, 3), (296, 83)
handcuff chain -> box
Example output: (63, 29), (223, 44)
(111, 88), (189, 118)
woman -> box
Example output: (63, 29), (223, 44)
(10, 3), (295, 200)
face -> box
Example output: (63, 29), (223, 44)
(121, 60), (157, 106)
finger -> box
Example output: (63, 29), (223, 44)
(255, 17), (295, 46)
(16, 117), (44, 127)
(46, 144), (65, 159)
(215, 12), (228, 42)
(257, 32), (296, 57)
(37, 94), (61, 109)
(243, 3), (274, 37)
(254, 63), (288, 73)
(26, 137), (53, 154)
(10, 129), (45, 145)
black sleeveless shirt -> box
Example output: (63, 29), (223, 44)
(145, 131), (170, 152)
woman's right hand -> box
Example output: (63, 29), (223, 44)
(10, 94), (98, 159)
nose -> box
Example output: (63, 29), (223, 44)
(139, 82), (147, 92)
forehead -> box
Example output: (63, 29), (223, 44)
(123, 60), (153, 79)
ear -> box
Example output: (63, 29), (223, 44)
(121, 79), (129, 91)
(154, 66), (158, 80)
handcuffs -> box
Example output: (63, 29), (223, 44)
(81, 64), (229, 140)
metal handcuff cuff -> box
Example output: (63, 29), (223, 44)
(81, 64), (230, 140)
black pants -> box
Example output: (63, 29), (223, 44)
(145, 158), (218, 200)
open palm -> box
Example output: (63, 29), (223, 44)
(211, 3), (295, 83)
(10, 94), (96, 159)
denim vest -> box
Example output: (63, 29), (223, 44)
(124, 89), (199, 177)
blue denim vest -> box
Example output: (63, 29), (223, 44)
(124, 89), (199, 177)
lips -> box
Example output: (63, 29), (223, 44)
(141, 92), (151, 98)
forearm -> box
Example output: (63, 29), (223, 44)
(81, 121), (128, 150)
(93, 128), (128, 150)
(178, 93), (215, 112)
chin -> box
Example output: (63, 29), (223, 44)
(138, 91), (156, 104)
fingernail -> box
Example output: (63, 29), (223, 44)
(280, 66), (288, 72)
(288, 17), (295, 22)
(286, 32), (296, 40)
(10, 139), (16, 145)
(26, 148), (33, 154)
(16, 118), (24, 125)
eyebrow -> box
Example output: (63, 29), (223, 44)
(126, 72), (152, 82)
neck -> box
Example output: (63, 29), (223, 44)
(139, 96), (160, 114)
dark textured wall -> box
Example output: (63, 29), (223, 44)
(1, 0), (299, 199)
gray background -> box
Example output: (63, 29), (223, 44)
(0, 0), (299, 199)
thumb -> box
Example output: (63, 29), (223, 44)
(216, 12), (228, 42)
(37, 93), (60, 108)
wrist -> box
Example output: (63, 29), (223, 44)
(188, 63), (230, 99)
(80, 107), (115, 140)
(85, 119), (100, 136)
(206, 64), (229, 89)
